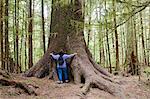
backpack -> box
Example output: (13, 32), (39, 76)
(58, 55), (64, 65)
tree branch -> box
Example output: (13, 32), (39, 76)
(110, 2), (150, 32)
(116, 0), (150, 8)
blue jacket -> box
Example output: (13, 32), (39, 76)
(51, 53), (75, 68)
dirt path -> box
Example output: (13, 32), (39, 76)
(0, 75), (150, 99)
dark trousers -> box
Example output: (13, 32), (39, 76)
(57, 67), (68, 81)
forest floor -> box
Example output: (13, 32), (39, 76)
(0, 74), (150, 99)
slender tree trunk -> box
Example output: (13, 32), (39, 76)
(15, 0), (19, 73)
(133, 17), (138, 75)
(14, 0), (18, 73)
(4, 0), (9, 71)
(19, 9), (25, 72)
(87, 0), (91, 48)
(105, 39), (109, 70)
(93, 32), (96, 60)
(48, 0), (54, 48)
(148, 7), (150, 66)
(100, 27), (106, 67)
(99, 34), (102, 65)
(98, 5), (103, 65)
(122, 28), (126, 71)
(41, 0), (46, 53)
(105, 0), (112, 73)
(113, 0), (119, 71)
(28, 0), (33, 68)
(14, 0), (16, 72)
(139, 12), (147, 65)
(13, 2), (16, 72)
(25, 17), (27, 71)
(0, 0), (4, 69)
(120, 27), (124, 66)
(24, 2), (28, 71)
(102, 44), (105, 67)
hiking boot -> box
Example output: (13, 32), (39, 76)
(65, 80), (69, 83)
(57, 81), (63, 84)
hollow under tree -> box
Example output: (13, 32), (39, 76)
(24, 0), (125, 98)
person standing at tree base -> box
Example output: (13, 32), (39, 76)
(50, 51), (77, 84)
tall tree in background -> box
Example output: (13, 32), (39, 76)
(125, 15), (139, 75)
(133, 17), (138, 66)
(4, 0), (9, 71)
(148, 7), (150, 66)
(24, 8), (27, 70)
(24, 0), (125, 98)
(48, 0), (53, 48)
(14, 0), (19, 72)
(98, 6), (105, 66)
(139, 11), (147, 65)
(28, 0), (33, 68)
(41, 0), (46, 53)
(87, 0), (91, 47)
(105, 0), (112, 73)
(112, 0), (119, 71)
(0, 0), (4, 69)
(19, 9), (25, 72)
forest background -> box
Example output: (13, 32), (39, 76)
(0, 0), (150, 76)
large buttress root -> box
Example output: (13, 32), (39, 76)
(71, 55), (125, 98)
(24, 52), (51, 78)
(66, 32), (126, 98)
(69, 44), (125, 99)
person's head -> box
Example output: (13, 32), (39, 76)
(58, 49), (65, 56)
(58, 51), (65, 56)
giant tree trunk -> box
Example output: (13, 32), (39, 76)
(24, 0), (125, 98)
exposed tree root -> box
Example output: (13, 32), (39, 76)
(0, 69), (37, 96)
(69, 54), (126, 98)
(23, 54), (50, 78)
(80, 75), (125, 99)
(0, 78), (37, 95)
(0, 69), (12, 79)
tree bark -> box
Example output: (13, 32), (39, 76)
(105, 0), (112, 73)
(125, 14), (139, 75)
(87, 0), (91, 48)
(24, 7), (27, 70)
(41, 0), (46, 53)
(139, 11), (147, 65)
(4, 0), (9, 71)
(15, 0), (19, 73)
(0, 0), (4, 69)
(113, 0), (120, 71)
(28, 0), (33, 68)
(148, 7), (150, 66)
(19, 9), (25, 72)
(24, 0), (125, 98)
